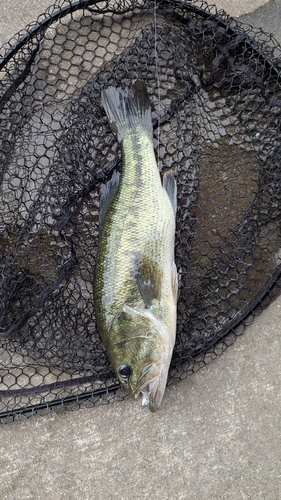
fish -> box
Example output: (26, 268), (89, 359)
(94, 81), (177, 412)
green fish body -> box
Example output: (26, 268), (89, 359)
(94, 81), (177, 411)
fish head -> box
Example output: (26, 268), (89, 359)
(108, 304), (175, 412)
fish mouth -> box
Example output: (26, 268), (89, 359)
(132, 363), (169, 412)
(141, 380), (158, 408)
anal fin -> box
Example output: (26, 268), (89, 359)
(163, 170), (177, 215)
(172, 261), (178, 303)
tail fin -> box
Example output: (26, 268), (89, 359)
(101, 80), (153, 142)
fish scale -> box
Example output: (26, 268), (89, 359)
(96, 128), (174, 337)
(94, 81), (177, 411)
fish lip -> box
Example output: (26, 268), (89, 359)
(129, 363), (160, 399)
(138, 364), (159, 392)
(140, 375), (159, 398)
(130, 362), (168, 412)
(140, 378), (159, 408)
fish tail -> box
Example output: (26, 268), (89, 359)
(101, 81), (153, 142)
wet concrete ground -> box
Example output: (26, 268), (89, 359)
(0, 1), (281, 499)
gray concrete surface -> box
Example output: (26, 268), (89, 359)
(0, 1), (281, 499)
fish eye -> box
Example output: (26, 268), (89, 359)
(119, 364), (131, 378)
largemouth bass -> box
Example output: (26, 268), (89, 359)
(94, 81), (177, 412)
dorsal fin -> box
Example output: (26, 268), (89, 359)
(99, 170), (120, 232)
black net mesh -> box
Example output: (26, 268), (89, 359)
(1, 0), (281, 421)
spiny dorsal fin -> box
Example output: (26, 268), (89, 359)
(163, 170), (177, 215)
(99, 170), (120, 232)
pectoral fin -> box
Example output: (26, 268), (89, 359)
(99, 170), (120, 232)
(135, 258), (162, 309)
(135, 272), (157, 309)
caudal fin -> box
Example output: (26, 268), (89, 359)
(101, 80), (153, 142)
